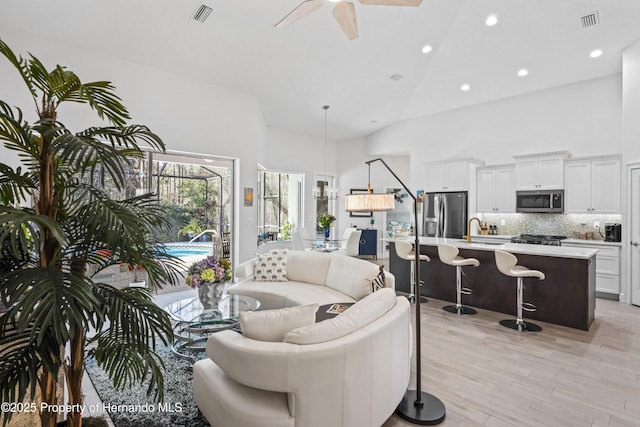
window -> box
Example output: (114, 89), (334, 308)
(257, 168), (303, 242)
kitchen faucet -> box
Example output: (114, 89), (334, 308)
(466, 217), (481, 243)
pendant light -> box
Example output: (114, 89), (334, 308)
(313, 105), (339, 200)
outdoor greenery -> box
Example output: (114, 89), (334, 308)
(154, 161), (230, 240)
(0, 39), (183, 427)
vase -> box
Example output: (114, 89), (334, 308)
(198, 282), (225, 309)
(324, 228), (331, 240)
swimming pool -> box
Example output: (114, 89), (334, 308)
(163, 245), (213, 259)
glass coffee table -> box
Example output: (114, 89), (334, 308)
(164, 294), (260, 360)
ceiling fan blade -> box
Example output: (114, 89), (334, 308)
(358, 0), (423, 6)
(333, 1), (359, 40)
(275, 0), (323, 28)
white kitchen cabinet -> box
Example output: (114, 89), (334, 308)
(563, 241), (621, 296)
(565, 155), (621, 214)
(424, 159), (483, 192)
(476, 165), (515, 213)
(514, 151), (570, 190)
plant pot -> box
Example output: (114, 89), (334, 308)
(324, 228), (331, 239)
(198, 282), (225, 309)
(129, 280), (146, 288)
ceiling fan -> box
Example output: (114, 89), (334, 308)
(275, 0), (423, 41)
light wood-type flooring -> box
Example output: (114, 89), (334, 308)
(382, 297), (640, 427)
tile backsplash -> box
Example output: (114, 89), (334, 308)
(478, 213), (622, 241)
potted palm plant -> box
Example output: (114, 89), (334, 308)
(0, 39), (183, 427)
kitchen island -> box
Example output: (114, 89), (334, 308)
(386, 237), (597, 330)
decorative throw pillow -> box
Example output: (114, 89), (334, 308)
(367, 265), (386, 292)
(254, 249), (288, 281)
(239, 303), (319, 342)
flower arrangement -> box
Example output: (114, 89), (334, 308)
(318, 213), (336, 230)
(185, 255), (232, 288)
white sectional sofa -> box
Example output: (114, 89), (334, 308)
(193, 288), (411, 427)
(228, 250), (395, 310)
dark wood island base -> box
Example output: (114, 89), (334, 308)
(388, 240), (596, 331)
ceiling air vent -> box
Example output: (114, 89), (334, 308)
(581, 11), (599, 28)
(389, 73), (405, 82)
(192, 4), (213, 23)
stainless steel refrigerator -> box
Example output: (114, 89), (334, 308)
(422, 191), (468, 239)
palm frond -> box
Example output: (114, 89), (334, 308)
(0, 206), (67, 257)
(81, 124), (166, 153)
(0, 39), (38, 104)
(3, 269), (101, 346)
(0, 317), (62, 406)
(0, 165), (37, 206)
(88, 284), (173, 401)
(0, 100), (41, 160)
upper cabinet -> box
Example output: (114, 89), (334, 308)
(476, 164), (516, 213)
(424, 159), (484, 193)
(514, 151), (571, 190)
(564, 155), (621, 214)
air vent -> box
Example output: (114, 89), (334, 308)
(389, 73), (405, 81)
(581, 11), (599, 28)
(192, 4), (213, 23)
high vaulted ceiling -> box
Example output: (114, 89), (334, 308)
(1, 0), (640, 140)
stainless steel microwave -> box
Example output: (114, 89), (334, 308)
(516, 190), (564, 213)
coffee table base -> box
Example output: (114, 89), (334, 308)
(171, 319), (240, 361)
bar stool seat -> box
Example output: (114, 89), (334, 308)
(395, 240), (429, 303)
(437, 244), (479, 315)
(495, 250), (545, 332)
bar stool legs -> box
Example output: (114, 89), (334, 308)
(494, 250), (545, 333)
(395, 240), (429, 303)
(442, 266), (477, 315)
(499, 277), (542, 332)
(407, 260), (428, 303)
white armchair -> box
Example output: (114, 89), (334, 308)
(290, 230), (306, 251)
(334, 228), (362, 257)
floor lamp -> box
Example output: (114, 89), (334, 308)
(344, 158), (446, 425)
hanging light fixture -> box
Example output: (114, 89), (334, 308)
(344, 161), (395, 212)
(313, 105), (339, 200)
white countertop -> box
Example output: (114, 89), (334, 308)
(384, 236), (598, 259)
(562, 238), (622, 247)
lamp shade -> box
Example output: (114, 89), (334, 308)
(344, 193), (395, 212)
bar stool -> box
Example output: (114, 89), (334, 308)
(437, 244), (479, 315)
(494, 250), (545, 332)
(395, 240), (429, 303)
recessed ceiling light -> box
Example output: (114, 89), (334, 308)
(461, 84), (471, 92)
(422, 44), (433, 54)
(590, 49), (603, 58)
(517, 69), (529, 77)
(485, 14), (498, 26)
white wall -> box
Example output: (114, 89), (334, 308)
(623, 40), (640, 164)
(364, 74), (623, 193)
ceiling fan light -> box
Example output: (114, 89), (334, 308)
(422, 44), (433, 54)
(485, 14), (498, 26)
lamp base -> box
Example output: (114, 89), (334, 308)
(396, 390), (446, 425)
